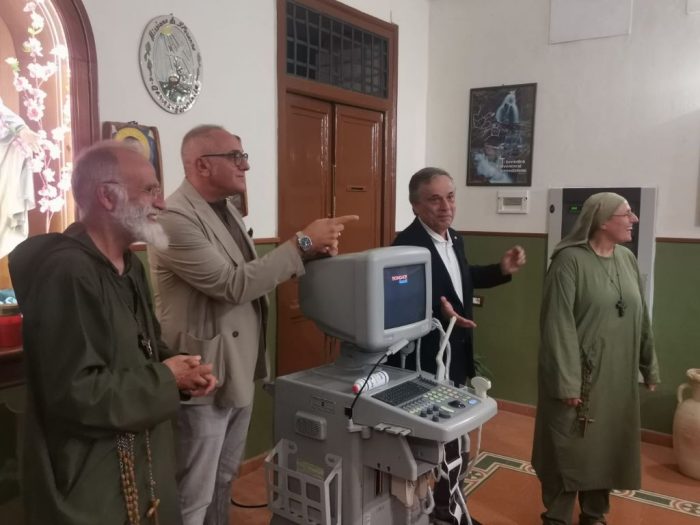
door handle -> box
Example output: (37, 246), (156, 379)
(331, 164), (337, 217)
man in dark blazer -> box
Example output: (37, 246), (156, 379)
(389, 166), (525, 387)
(389, 167), (526, 525)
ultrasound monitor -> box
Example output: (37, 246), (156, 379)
(299, 246), (432, 352)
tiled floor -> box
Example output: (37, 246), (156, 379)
(230, 409), (700, 524)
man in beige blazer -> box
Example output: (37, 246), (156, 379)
(149, 125), (357, 525)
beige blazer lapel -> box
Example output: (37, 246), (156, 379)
(179, 180), (244, 264)
(226, 201), (256, 257)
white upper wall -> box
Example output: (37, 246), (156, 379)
(83, 0), (278, 235)
(82, 0), (430, 238)
(424, 0), (700, 238)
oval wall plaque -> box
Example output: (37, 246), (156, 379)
(139, 15), (202, 114)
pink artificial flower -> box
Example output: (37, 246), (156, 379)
(51, 126), (67, 142)
(27, 62), (55, 81)
(24, 37), (43, 57)
(46, 141), (60, 160)
(29, 156), (45, 173)
(4, 57), (19, 71)
(38, 184), (58, 198)
(57, 175), (71, 191)
(30, 12), (45, 32)
(25, 101), (43, 122)
(47, 196), (66, 213)
(12, 75), (31, 92)
(50, 45), (68, 60)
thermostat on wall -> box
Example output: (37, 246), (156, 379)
(497, 190), (529, 214)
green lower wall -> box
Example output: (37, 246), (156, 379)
(245, 243), (277, 458)
(56, 238), (700, 469)
(0, 242), (694, 516)
(462, 234), (700, 435)
(462, 235), (546, 407)
(643, 241), (700, 432)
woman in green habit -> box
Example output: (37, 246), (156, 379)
(532, 192), (660, 525)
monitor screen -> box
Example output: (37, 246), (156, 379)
(299, 246), (432, 352)
(384, 264), (426, 329)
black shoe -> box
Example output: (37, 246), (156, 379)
(431, 510), (483, 525)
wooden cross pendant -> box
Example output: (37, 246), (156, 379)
(139, 333), (154, 359)
(578, 416), (595, 436)
(146, 498), (160, 524)
(616, 299), (626, 317)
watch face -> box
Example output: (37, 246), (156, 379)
(298, 235), (312, 252)
(139, 15), (202, 114)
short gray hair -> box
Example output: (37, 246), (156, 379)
(408, 167), (453, 204)
(71, 141), (126, 217)
(181, 125), (239, 158)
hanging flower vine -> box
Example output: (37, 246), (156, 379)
(4, 0), (72, 228)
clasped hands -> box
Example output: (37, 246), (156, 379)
(163, 355), (217, 397)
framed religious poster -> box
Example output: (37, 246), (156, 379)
(466, 83), (537, 186)
(102, 121), (163, 183)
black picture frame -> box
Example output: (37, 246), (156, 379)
(466, 83), (537, 186)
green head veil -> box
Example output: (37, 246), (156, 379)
(551, 192), (626, 259)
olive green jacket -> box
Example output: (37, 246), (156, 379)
(10, 224), (182, 525)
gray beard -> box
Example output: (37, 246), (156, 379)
(114, 200), (169, 251)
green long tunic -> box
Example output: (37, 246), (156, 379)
(9, 223), (182, 525)
(532, 244), (660, 492)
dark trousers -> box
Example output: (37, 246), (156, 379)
(540, 476), (609, 525)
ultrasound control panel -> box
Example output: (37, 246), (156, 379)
(373, 376), (482, 422)
(353, 373), (496, 442)
(277, 364), (497, 443)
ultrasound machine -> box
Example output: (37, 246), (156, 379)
(266, 246), (497, 525)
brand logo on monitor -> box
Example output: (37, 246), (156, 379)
(391, 274), (408, 284)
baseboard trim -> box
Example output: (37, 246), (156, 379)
(497, 399), (536, 417)
(240, 451), (268, 476)
(496, 399), (673, 447)
(640, 428), (673, 448)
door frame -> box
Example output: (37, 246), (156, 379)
(276, 0), (398, 244)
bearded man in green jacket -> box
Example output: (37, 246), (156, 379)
(9, 141), (217, 525)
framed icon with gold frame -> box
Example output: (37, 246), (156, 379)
(102, 121), (163, 183)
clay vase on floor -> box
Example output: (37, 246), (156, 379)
(673, 368), (700, 480)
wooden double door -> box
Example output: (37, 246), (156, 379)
(276, 93), (384, 376)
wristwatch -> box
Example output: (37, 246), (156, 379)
(296, 231), (313, 253)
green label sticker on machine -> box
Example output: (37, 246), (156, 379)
(297, 459), (324, 480)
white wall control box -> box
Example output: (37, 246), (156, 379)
(497, 190), (529, 214)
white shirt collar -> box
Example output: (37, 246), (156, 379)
(418, 217), (452, 246)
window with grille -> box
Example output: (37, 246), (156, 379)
(286, 0), (389, 98)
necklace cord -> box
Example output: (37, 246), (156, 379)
(591, 246), (626, 317)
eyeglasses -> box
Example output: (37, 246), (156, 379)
(611, 210), (637, 219)
(200, 150), (250, 166)
(103, 181), (162, 199)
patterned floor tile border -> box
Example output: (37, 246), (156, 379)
(464, 452), (700, 518)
